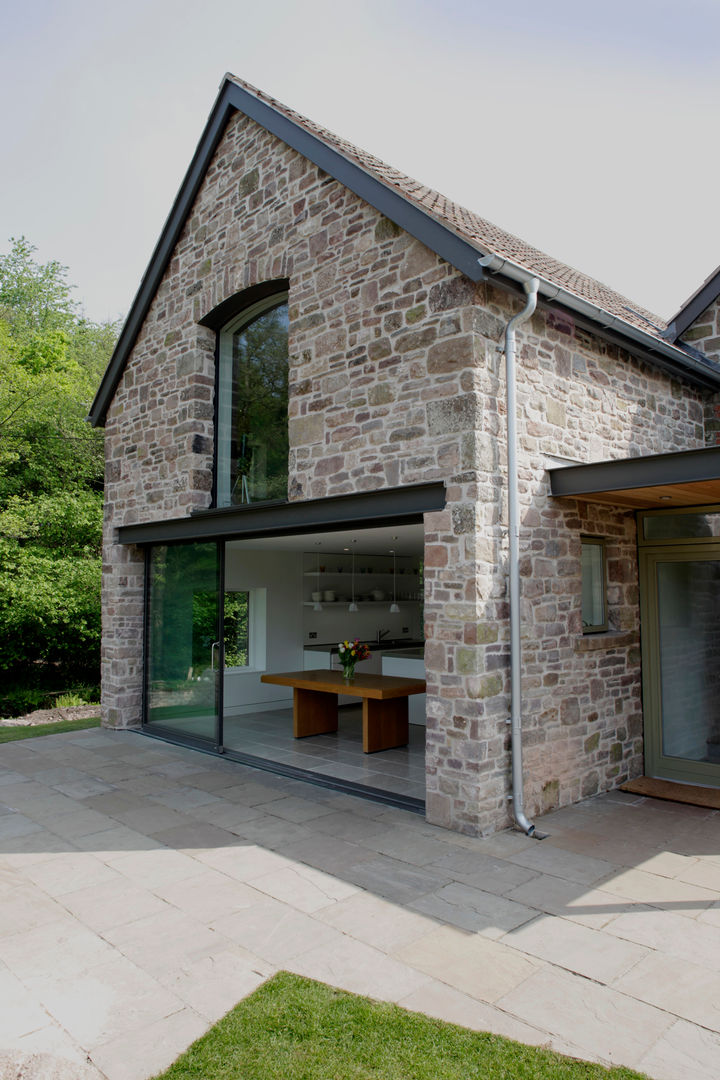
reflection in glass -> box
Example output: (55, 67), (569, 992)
(224, 591), (249, 667)
(657, 559), (720, 762)
(146, 543), (220, 743)
(581, 539), (606, 632)
(644, 512), (720, 541)
(217, 299), (289, 507)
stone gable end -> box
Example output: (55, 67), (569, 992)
(680, 299), (720, 445)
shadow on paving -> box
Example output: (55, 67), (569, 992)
(0, 727), (718, 1080)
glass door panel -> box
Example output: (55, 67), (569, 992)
(643, 550), (720, 785)
(145, 542), (222, 745)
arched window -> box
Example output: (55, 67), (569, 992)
(216, 293), (289, 507)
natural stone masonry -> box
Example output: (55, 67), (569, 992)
(679, 298), (720, 444)
(103, 109), (709, 835)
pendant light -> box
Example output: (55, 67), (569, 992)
(313, 547), (323, 611)
(389, 549), (400, 613)
(348, 550), (359, 612)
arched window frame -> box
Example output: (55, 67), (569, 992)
(200, 281), (289, 510)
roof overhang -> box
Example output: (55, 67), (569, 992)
(665, 262), (720, 343)
(89, 76), (720, 428)
(548, 446), (720, 509)
(88, 77), (488, 428)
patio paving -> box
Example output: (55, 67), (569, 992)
(0, 729), (719, 1079)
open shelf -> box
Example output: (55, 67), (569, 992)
(302, 600), (418, 608)
(303, 572), (419, 579)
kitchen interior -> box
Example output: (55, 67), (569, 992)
(222, 521), (426, 806)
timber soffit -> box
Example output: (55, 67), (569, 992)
(88, 75), (720, 427)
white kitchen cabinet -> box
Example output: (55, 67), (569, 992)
(381, 650), (426, 726)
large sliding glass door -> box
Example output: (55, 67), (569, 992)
(640, 510), (720, 787)
(138, 519), (428, 812)
(145, 541), (223, 747)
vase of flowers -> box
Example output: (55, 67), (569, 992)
(337, 638), (371, 682)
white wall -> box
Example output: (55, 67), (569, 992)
(301, 557), (423, 645)
(302, 605), (422, 646)
(223, 547), (304, 714)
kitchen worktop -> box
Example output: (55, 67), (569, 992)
(383, 648), (424, 660)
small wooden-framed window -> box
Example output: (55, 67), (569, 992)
(581, 536), (607, 633)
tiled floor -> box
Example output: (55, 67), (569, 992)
(150, 705), (427, 802)
(1, 728), (720, 1079)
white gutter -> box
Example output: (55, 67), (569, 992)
(479, 254), (720, 387)
(503, 277), (541, 838)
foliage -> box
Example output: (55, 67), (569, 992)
(0, 682), (100, 719)
(152, 972), (649, 1080)
(55, 691), (91, 707)
(0, 238), (118, 696)
(224, 591), (249, 667)
(229, 300), (288, 503)
(0, 685), (52, 717)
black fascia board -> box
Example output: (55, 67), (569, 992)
(665, 264), (720, 343)
(484, 273), (720, 392)
(549, 446), (720, 499)
(220, 81), (486, 284)
(116, 481), (446, 546)
(475, 266), (720, 392)
(88, 79), (486, 428)
(88, 86), (236, 427)
(560, 308), (720, 393)
(90, 74), (720, 427)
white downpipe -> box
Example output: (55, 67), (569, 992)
(504, 278), (539, 836)
(478, 252), (719, 386)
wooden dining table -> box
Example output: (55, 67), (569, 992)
(260, 668), (426, 753)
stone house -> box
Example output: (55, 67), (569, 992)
(90, 74), (720, 837)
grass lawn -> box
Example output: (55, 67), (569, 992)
(0, 717), (101, 743)
(153, 972), (648, 1080)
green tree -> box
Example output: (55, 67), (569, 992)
(0, 239), (118, 712)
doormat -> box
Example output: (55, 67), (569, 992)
(620, 776), (720, 810)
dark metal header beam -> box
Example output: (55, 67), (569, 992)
(117, 482), (446, 546)
(549, 446), (720, 499)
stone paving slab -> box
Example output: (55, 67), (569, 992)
(0, 728), (718, 1079)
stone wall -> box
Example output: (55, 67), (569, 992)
(679, 300), (720, 445)
(102, 108), (709, 833)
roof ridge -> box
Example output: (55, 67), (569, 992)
(226, 74), (668, 335)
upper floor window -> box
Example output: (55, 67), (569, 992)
(216, 294), (289, 506)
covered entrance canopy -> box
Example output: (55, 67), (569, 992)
(550, 445), (720, 793)
(548, 445), (720, 509)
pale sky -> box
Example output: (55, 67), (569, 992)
(2, 0), (720, 325)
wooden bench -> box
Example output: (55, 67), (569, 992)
(260, 668), (426, 753)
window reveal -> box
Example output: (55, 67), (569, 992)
(217, 296), (289, 507)
(581, 537), (608, 633)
